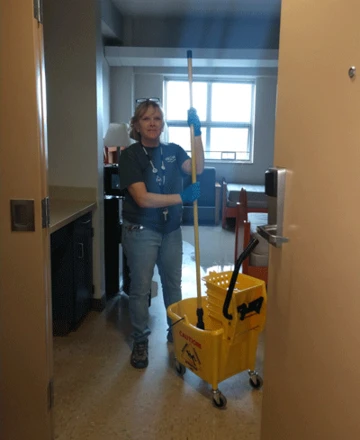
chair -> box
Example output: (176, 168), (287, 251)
(221, 178), (268, 229)
(234, 202), (268, 284)
(104, 146), (120, 164)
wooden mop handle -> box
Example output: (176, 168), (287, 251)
(187, 50), (202, 308)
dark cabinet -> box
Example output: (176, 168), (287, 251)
(51, 224), (74, 335)
(51, 212), (93, 336)
(73, 213), (93, 326)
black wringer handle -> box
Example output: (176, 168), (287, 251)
(222, 238), (259, 320)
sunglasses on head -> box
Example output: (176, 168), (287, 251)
(136, 97), (161, 105)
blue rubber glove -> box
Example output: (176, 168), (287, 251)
(180, 182), (201, 203)
(187, 107), (202, 137)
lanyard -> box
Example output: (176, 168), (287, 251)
(142, 145), (169, 222)
(142, 146), (166, 190)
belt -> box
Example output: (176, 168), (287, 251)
(125, 224), (144, 231)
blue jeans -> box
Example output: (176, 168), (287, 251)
(122, 220), (183, 343)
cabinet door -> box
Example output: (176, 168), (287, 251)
(51, 225), (74, 335)
(73, 213), (93, 326)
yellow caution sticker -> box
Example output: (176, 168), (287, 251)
(180, 342), (202, 372)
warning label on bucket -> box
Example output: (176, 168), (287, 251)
(179, 330), (202, 349)
(181, 343), (202, 372)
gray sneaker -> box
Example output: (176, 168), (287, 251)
(131, 341), (149, 369)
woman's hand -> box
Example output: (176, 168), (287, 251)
(180, 182), (201, 203)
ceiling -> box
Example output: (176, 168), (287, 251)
(111, 0), (282, 18)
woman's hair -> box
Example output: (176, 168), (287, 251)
(129, 100), (165, 142)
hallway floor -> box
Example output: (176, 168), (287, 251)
(53, 225), (265, 440)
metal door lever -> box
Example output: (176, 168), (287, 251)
(257, 224), (289, 248)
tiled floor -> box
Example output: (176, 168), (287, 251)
(53, 225), (265, 440)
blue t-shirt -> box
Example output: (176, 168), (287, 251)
(119, 142), (190, 233)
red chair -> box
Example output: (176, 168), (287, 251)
(222, 179), (267, 229)
(234, 202), (268, 284)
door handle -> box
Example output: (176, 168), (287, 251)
(77, 242), (84, 259)
(257, 224), (289, 248)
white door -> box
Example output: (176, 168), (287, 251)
(0, 1), (53, 438)
(260, 1), (360, 439)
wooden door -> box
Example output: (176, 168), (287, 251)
(260, 1), (360, 439)
(0, 1), (53, 438)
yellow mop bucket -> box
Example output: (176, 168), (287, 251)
(167, 238), (267, 408)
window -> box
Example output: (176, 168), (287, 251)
(164, 80), (256, 162)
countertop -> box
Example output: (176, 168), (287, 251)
(50, 199), (97, 234)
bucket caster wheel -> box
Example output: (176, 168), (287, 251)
(248, 370), (263, 389)
(212, 389), (227, 409)
(175, 359), (186, 376)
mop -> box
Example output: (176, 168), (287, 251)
(187, 49), (205, 330)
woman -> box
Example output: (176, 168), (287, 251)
(119, 99), (204, 369)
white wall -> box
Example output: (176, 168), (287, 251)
(110, 66), (277, 184)
(134, 74), (163, 104)
(44, 0), (105, 300)
(110, 67), (134, 125)
(102, 54), (111, 135)
(44, 1), (99, 188)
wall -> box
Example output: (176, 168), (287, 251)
(110, 66), (277, 184)
(103, 55), (111, 134)
(44, 1), (99, 188)
(44, 0), (105, 300)
(110, 67), (134, 125)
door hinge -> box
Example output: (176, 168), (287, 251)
(34, 0), (43, 24)
(41, 197), (50, 228)
(92, 284), (95, 295)
(48, 379), (54, 410)
(91, 227), (94, 238)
